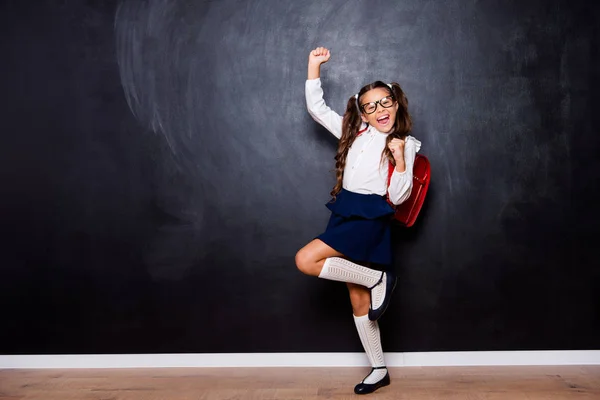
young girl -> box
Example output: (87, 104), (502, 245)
(295, 47), (421, 395)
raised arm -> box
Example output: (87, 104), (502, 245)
(387, 136), (422, 205)
(305, 47), (343, 139)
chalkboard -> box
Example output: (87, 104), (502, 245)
(0, 0), (598, 354)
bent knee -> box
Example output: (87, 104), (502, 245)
(295, 248), (318, 276)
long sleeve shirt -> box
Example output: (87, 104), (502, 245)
(305, 78), (421, 205)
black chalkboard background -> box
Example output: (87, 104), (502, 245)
(1, 0), (598, 354)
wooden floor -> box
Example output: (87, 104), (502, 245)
(1, 366), (599, 399)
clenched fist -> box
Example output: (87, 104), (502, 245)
(388, 138), (406, 160)
(309, 47), (331, 66)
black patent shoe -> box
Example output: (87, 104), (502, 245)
(368, 271), (397, 321)
(353, 367), (390, 395)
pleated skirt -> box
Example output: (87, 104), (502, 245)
(317, 188), (395, 266)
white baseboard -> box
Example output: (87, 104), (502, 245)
(1, 351), (599, 369)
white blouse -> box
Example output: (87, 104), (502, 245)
(305, 78), (421, 205)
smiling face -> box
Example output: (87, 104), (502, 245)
(359, 87), (399, 133)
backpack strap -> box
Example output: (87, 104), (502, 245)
(356, 126), (368, 137)
(386, 161), (395, 206)
(387, 161), (395, 185)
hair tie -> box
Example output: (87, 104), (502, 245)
(387, 83), (393, 89)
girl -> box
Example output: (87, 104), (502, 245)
(295, 47), (421, 395)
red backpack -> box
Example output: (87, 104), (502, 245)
(387, 153), (431, 227)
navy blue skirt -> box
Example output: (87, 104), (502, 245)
(317, 189), (395, 266)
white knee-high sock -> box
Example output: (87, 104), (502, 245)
(353, 314), (388, 384)
(319, 257), (387, 310)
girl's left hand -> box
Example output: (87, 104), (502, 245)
(388, 138), (406, 160)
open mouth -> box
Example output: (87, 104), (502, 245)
(376, 115), (390, 126)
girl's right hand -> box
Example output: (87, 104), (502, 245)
(309, 47), (331, 66)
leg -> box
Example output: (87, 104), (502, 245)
(349, 284), (390, 395)
(295, 239), (381, 284)
(346, 283), (370, 316)
(296, 240), (397, 321)
(295, 239), (343, 277)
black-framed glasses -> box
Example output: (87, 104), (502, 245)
(360, 96), (396, 114)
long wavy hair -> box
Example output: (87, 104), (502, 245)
(331, 81), (412, 197)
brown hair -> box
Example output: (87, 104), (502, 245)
(331, 81), (412, 197)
